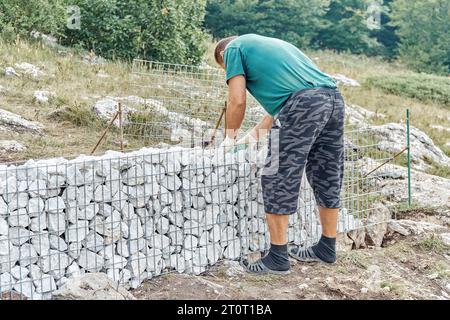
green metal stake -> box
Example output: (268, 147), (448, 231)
(406, 109), (412, 207)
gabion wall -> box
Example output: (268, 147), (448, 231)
(0, 145), (359, 300)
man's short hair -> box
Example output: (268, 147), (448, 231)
(214, 36), (238, 65)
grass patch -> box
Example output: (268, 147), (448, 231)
(415, 234), (450, 254)
(340, 251), (371, 269)
(48, 102), (102, 128)
(365, 73), (450, 107)
(426, 163), (450, 179)
(430, 261), (450, 280)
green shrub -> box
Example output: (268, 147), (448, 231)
(62, 0), (208, 64)
(365, 73), (450, 106)
(0, 0), (67, 39)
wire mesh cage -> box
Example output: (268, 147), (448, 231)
(0, 60), (409, 299)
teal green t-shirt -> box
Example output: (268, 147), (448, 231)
(224, 34), (337, 116)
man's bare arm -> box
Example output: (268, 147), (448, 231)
(252, 114), (273, 140)
(226, 75), (247, 139)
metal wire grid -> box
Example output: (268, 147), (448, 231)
(0, 125), (407, 300)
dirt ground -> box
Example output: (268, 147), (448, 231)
(132, 210), (450, 300)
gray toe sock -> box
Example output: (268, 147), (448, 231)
(261, 243), (290, 271)
(311, 235), (336, 263)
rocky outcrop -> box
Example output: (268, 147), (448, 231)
(14, 63), (44, 78)
(0, 140), (26, 154)
(345, 104), (385, 126)
(0, 109), (44, 135)
(331, 74), (361, 87)
(370, 123), (450, 171)
(52, 273), (135, 300)
(34, 91), (54, 104)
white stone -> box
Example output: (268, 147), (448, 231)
(128, 217), (144, 240)
(128, 252), (146, 277)
(7, 192), (29, 212)
(45, 197), (66, 214)
(0, 272), (15, 293)
(8, 208), (30, 228)
(223, 239), (241, 260)
(5, 67), (18, 77)
(148, 234), (171, 254)
(159, 186), (173, 206)
(49, 235), (68, 251)
(27, 197), (45, 217)
(167, 225), (183, 246)
(34, 90), (53, 104)
(34, 274), (57, 293)
(0, 217), (9, 235)
(47, 212), (66, 235)
(183, 235), (198, 250)
(155, 216), (170, 235)
(206, 243), (222, 265)
(31, 233), (50, 256)
(160, 175), (182, 191)
(82, 231), (104, 252)
(13, 278), (37, 299)
(38, 250), (70, 275)
(15, 62), (44, 78)
(78, 203), (99, 220)
(105, 255), (127, 269)
(18, 243), (38, 266)
(183, 220), (204, 237)
(169, 254), (186, 273)
(78, 249), (104, 272)
(10, 265), (29, 280)
(65, 220), (89, 243)
(122, 165), (145, 186)
(0, 140), (26, 154)
(9, 227), (34, 246)
(192, 247), (208, 267)
(66, 262), (83, 278)
(29, 213), (47, 232)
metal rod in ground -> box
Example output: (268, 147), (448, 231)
(90, 111), (120, 155)
(407, 108), (412, 207)
(202, 102), (227, 148)
(118, 102), (124, 153)
(363, 147), (408, 178)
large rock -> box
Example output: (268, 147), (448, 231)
(370, 123), (450, 171)
(0, 140), (26, 154)
(91, 98), (135, 127)
(14, 63), (44, 78)
(364, 202), (391, 247)
(0, 109), (44, 135)
(52, 273), (135, 300)
(330, 73), (360, 87)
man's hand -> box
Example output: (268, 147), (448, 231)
(218, 135), (236, 153)
(230, 114), (274, 153)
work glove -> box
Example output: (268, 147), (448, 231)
(217, 135), (236, 154)
(231, 129), (258, 153)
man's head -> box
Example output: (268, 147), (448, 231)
(214, 36), (238, 69)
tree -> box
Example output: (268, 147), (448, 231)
(0, 0), (67, 40)
(313, 0), (381, 54)
(391, 0), (450, 75)
(205, 0), (329, 49)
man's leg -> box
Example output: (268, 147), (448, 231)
(289, 90), (345, 264)
(266, 213), (289, 244)
(241, 89), (335, 274)
(319, 207), (339, 238)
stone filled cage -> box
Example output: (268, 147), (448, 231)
(0, 61), (409, 300)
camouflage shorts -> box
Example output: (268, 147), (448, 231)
(261, 87), (345, 214)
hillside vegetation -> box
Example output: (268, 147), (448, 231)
(0, 40), (449, 175)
